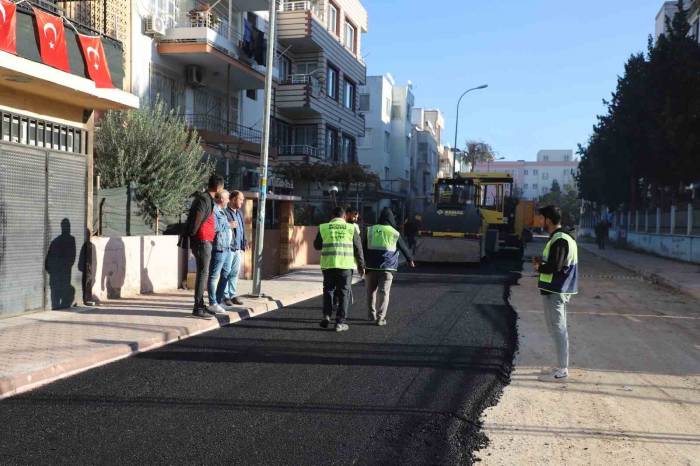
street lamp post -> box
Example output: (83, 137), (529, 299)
(487, 156), (505, 172)
(251, 0), (277, 297)
(452, 84), (488, 177)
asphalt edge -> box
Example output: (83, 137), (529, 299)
(0, 276), (363, 400)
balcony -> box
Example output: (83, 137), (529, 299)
(276, 75), (323, 117)
(157, 10), (267, 90)
(183, 114), (262, 150)
(278, 144), (319, 157)
(277, 1), (366, 85)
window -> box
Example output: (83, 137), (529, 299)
(0, 110), (85, 154)
(343, 79), (356, 110)
(341, 134), (355, 163)
(279, 54), (292, 81)
(328, 2), (339, 35)
(542, 187), (548, 194)
(344, 20), (357, 53)
(359, 128), (372, 148)
(326, 64), (339, 100)
(384, 98), (391, 119)
(523, 169), (528, 175)
(384, 167), (390, 180)
(564, 154), (571, 161)
(293, 125), (315, 146)
(542, 155), (549, 161)
(533, 183), (538, 190)
(523, 184), (529, 190)
(246, 89), (257, 100)
(542, 172), (549, 180)
(384, 131), (390, 153)
(326, 126), (339, 161)
(294, 62), (317, 76)
(532, 169), (538, 175)
(359, 93), (370, 111)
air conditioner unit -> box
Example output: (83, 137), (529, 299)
(185, 65), (204, 87)
(144, 16), (167, 37)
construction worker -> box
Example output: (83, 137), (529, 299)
(314, 206), (365, 332)
(365, 207), (415, 326)
(532, 205), (579, 381)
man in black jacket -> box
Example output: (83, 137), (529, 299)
(186, 175), (224, 318)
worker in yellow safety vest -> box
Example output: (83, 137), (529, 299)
(314, 206), (365, 332)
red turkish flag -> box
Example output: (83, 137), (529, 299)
(32, 7), (70, 72)
(0, 0), (17, 54)
(78, 34), (113, 88)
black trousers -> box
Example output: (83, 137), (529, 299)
(322, 268), (353, 324)
(192, 239), (212, 311)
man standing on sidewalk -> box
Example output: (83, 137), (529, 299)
(314, 206), (365, 332)
(223, 190), (247, 307)
(533, 205), (578, 381)
(207, 190), (232, 315)
(365, 207), (415, 326)
(186, 175), (224, 319)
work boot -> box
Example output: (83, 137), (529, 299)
(192, 309), (213, 319)
(223, 298), (234, 307)
(232, 297), (245, 305)
(320, 316), (331, 329)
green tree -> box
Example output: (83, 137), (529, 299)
(539, 184), (581, 227)
(95, 100), (213, 227)
(550, 179), (561, 193)
(462, 140), (496, 170)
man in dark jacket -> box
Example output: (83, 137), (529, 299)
(364, 207), (415, 326)
(186, 175), (224, 318)
(314, 206), (365, 332)
(533, 205), (579, 382)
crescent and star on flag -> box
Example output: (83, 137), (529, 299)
(43, 22), (57, 49)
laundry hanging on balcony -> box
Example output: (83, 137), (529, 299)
(241, 19), (265, 66)
(0, 0), (17, 54)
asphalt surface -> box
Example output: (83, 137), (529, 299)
(0, 253), (521, 466)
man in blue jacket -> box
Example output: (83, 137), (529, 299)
(207, 190), (233, 314)
(223, 190), (247, 307)
(364, 207), (415, 326)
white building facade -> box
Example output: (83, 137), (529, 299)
(474, 150), (579, 200)
(410, 108), (443, 213)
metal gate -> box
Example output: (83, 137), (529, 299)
(0, 142), (86, 316)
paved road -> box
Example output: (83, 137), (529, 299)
(0, 254), (521, 465)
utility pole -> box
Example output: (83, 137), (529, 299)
(252, 0), (277, 296)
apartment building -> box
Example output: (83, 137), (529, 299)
(0, 0), (137, 315)
(474, 150), (579, 200)
(410, 108), (444, 213)
(656, 0), (700, 39)
(274, 0), (367, 167)
(357, 74), (413, 216)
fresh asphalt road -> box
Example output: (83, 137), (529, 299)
(0, 254), (521, 466)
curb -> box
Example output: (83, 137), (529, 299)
(0, 276), (363, 400)
(580, 244), (699, 301)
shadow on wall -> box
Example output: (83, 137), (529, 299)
(45, 218), (76, 309)
(101, 237), (126, 299)
(140, 236), (155, 294)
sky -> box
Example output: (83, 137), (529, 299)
(362, 0), (665, 161)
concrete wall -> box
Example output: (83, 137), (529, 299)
(289, 226), (321, 269)
(91, 235), (184, 302)
(626, 232), (700, 264)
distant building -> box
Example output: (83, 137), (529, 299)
(474, 150), (579, 200)
(410, 108), (444, 213)
(655, 0), (700, 40)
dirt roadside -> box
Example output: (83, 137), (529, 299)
(477, 244), (700, 465)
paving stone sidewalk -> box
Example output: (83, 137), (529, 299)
(0, 266), (359, 399)
(579, 242), (700, 301)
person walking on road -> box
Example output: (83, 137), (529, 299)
(223, 190), (247, 307)
(365, 207), (415, 326)
(314, 206), (365, 332)
(207, 190), (232, 315)
(186, 175), (224, 319)
(403, 215), (420, 254)
(594, 219), (608, 250)
(532, 205), (578, 381)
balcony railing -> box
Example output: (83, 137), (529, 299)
(183, 114), (262, 144)
(280, 1), (322, 16)
(278, 145), (319, 157)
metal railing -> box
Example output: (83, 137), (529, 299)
(182, 114), (262, 144)
(278, 145), (319, 157)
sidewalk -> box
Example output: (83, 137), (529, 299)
(580, 241), (700, 302)
(477, 242), (700, 465)
(0, 266), (360, 399)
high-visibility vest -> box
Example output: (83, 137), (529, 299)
(366, 224), (401, 271)
(319, 219), (356, 270)
(538, 231), (579, 295)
